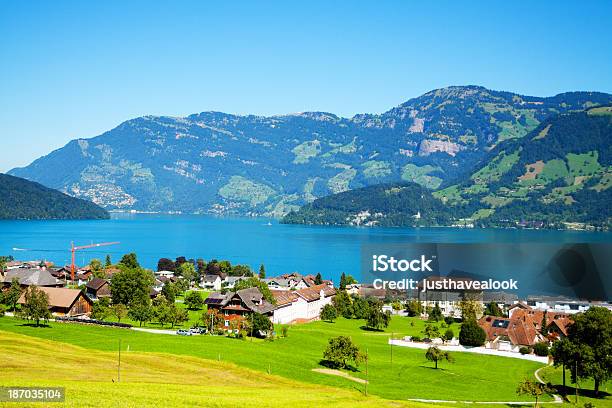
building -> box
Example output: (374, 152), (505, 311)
(412, 276), (483, 318)
(201, 274), (222, 291)
(18, 287), (93, 316)
(223, 276), (247, 289)
(85, 278), (111, 300)
(1, 268), (64, 288)
(271, 284), (336, 324)
(205, 287), (276, 328)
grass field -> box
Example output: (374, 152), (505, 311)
(0, 330), (429, 408)
(539, 365), (612, 407)
(0, 315), (550, 404)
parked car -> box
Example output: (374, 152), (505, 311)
(176, 329), (192, 336)
(189, 327), (203, 335)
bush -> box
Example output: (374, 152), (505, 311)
(444, 316), (454, 326)
(533, 342), (549, 357)
(0, 304), (5, 317)
(281, 326), (289, 338)
(411, 336), (422, 342)
(519, 346), (530, 355)
(459, 319), (486, 347)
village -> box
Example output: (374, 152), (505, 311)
(1, 254), (609, 357)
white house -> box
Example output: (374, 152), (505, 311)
(271, 284), (336, 324)
(201, 274), (222, 291)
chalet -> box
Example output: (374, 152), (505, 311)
(223, 276), (247, 289)
(1, 268), (63, 288)
(205, 287), (276, 328)
(262, 278), (292, 290)
(18, 287), (93, 316)
(85, 278), (111, 300)
(201, 274), (222, 291)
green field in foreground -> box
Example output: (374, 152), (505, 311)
(0, 330), (428, 408)
(0, 315), (549, 404)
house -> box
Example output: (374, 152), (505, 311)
(262, 278), (292, 291)
(205, 287), (276, 328)
(271, 284), (336, 324)
(85, 278), (111, 300)
(201, 274), (222, 291)
(408, 276), (484, 318)
(223, 276), (247, 289)
(155, 270), (175, 279)
(478, 314), (541, 352)
(18, 287), (93, 316)
(1, 268), (64, 288)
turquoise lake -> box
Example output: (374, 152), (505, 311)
(0, 213), (610, 283)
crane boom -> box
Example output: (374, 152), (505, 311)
(70, 241), (120, 282)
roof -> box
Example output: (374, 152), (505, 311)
(478, 315), (539, 346)
(202, 274), (221, 283)
(295, 284), (336, 302)
(18, 287), (90, 309)
(85, 277), (108, 291)
(205, 287), (276, 314)
(263, 278), (291, 287)
(271, 290), (299, 306)
(2, 268), (63, 286)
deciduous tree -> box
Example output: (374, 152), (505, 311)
(321, 304), (337, 322)
(20, 286), (51, 326)
(425, 346), (454, 369)
(323, 336), (363, 369)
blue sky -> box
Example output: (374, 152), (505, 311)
(1, 0), (611, 172)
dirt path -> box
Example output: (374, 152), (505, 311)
(535, 366), (563, 403)
(312, 368), (367, 384)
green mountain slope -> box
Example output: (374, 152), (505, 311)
(0, 173), (109, 220)
(283, 108), (611, 229)
(9, 86), (612, 215)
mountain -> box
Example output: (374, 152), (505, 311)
(282, 182), (450, 227)
(9, 86), (612, 215)
(433, 106), (612, 228)
(289, 107), (612, 229)
(0, 173), (109, 220)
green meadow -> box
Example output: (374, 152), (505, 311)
(0, 316), (550, 404)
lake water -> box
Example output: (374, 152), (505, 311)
(1, 214), (610, 284)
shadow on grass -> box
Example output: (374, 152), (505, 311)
(17, 323), (52, 328)
(553, 384), (610, 400)
(318, 359), (360, 372)
(359, 325), (384, 332)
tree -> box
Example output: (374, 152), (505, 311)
(258, 264), (266, 279)
(169, 305), (189, 328)
(428, 302), (443, 322)
(366, 302), (391, 331)
(314, 272), (322, 285)
(91, 297), (111, 320)
(566, 307), (612, 396)
(339, 273), (347, 290)
(184, 291), (204, 310)
(351, 296), (370, 319)
(540, 311), (548, 336)
(105, 254), (112, 268)
(251, 312), (272, 335)
(484, 302), (504, 317)
(550, 338), (575, 390)
(177, 262), (196, 286)
(128, 303), (153, 327)
(323, 336), (363, 369)
(234, 277), (275, 304)
(321, 304), (337, 322)
(423, 324), (440, 339)
(459, 298), (483, 321)
(444, 316), (454, 326)
(111, 303), (128, 322)
(443, 328), (454, 343)
(19, 286), (51, 326)
(157, 258), (175, 272)
(332, 291), (353, 319)
(516, 379), (552, 408)
(459, 319), (486, 346)
(533, 342), (549, 357)
(4, 278), (22, 311)
(406, 299), (422, 317)
(153, 295), (172, 327)
(161, 283), (176, 303)
(345, 275), (357, 285)
(119, 253), (140, 269)
(89, 259), (102, 273)
(425, 346), (454, 369)
(111, 267), (154, 306)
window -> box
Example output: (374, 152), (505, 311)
(224, 310), (229, 316)
(224, 320), (229, 327)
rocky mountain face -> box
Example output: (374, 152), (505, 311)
(9, 86), (612, 215)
